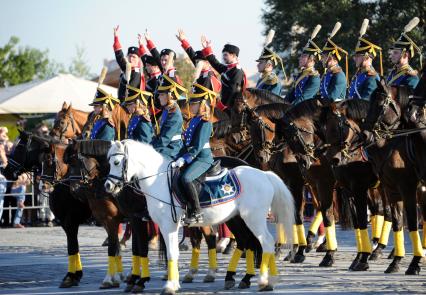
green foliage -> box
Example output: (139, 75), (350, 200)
(262, 0), (425, 75)
(174, 54), (195, 90)
(68, 45), (93, 79)
(0, 36), (51, 87)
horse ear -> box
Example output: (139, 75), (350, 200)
(67, 103), (73, 111)
(62, 101), (68, 111)
(330, 102), (337, 112)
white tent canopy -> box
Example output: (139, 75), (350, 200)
(0, 74), (118, 114)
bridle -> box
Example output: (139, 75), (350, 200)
(53, 111), (78, 141)
(368, 90), (401, 139)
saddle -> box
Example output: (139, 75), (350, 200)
(172, 160), (242, 208)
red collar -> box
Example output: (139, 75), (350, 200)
(150, 71), (161, 78)
(226, 63), (238, 70)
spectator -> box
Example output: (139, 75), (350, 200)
(0, 127), (14, 156)
(0, 172), (7, 224)
(10, 174), (30, 228)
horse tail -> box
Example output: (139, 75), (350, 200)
(265, 171), (295, 245)
(158, 232), (168, 264)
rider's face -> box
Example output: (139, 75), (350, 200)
(160, 55), (172, 68)
(389, 49), (402, 65)
(353, 54), (364, 68)
(128, 53), (139, 67)
(93, 105), (102, 115)
(299, 54), (309, 68)
(189, 102), (201, 115)
(159, 93), (169, 107)
(222, 52), (237, 64)
(126, 102), (137, 114)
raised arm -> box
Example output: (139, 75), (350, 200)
(113, 25), (127, 72)
(144, 31), (163, 72)
(176, 29), (197, 67)
(201, 35), (227, 74)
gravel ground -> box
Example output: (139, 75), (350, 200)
(0, 224), (425, 294)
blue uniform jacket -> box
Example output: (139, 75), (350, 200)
(386, 65), (419, 91)
(256, 72), (282, 96)
(286, 68), (320, 104)
(90, 118), (115, 140)
(320, 65), (347, 101)
(127, 114), (154, 144)
(348, 67), (379, 100)
(152, 103), (183, 160)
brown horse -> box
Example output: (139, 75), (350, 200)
(323, 99), (391, 271)
(363, 80), (424, 274)
(51, 102), (90, 141)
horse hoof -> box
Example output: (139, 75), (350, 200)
(291, 254), (306, 263)
(224, 280), (235, 290)
(160, 288), (175, 295)
(131, 284), (145, 294)
(125, 283), (135, 293)
(384, 263), (400, 273)
(99, 281), (118, 289)
(305, 244), (313, 253)
(238, 280), (250, 289)
(316, 243), (327, 253)
(203, 274), (215, 283)
(405, 264), (420, 275)
(75, 270), (83, 282)
(283, 251), (293, 261)
(319, 253), (334, 267)
(369, 251), (381, 261)
(258, 284), (274, 292)
(59, 273), (78, 288)
(352, 262), (369, 271)
(182, 275), (193, 283)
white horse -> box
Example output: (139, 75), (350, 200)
(104, 140), (294, 294)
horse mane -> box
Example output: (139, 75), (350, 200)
(286, 98), (325, 121)
(212, 108), (232, 138)
(77, 139), (112, 157)
(245, 88), (285, 105)
(342, 99), (370, 122)
(253, 103), (292, 121)
(396, 85), (412, 109)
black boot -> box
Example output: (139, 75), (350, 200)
(139, 195), (151, 221)
(183, 181), (203, 224)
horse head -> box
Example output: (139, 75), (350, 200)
(105, 141), (127, 195)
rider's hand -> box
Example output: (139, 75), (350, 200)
(113, 25), (119, 37)
(172, 157), (185, 168)
(201, 35), (211, 48)
(137, 33), (143, 46)
(144, 29), (151, 42)
(176, 29), (186, 42)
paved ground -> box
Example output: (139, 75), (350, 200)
(0, 225), (425, 295)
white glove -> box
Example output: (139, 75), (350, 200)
(172, 157), (185, 168)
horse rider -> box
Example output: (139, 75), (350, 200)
(201, 35), (246, 110)
(89, 86), (120, 140)
(320, 22), (348, 102)
(386, 18), (421, 90)
(152, 75), (186, 160)
(113, 25), (145, 103)
(255, 46), (283, 96)
(176, 29), (222, 94)
(348, 19), (381, 101)
(172, 83), (217, 224)
(285, 25), (322, 105)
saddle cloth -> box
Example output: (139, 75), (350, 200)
(173, 161), (242, 208)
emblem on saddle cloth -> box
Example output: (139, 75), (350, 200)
(174, 168), (242, 208)
(199, 169), (241, 208)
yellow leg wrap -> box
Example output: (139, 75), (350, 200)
(370, 215), (376, 238)
(276, 223), (287, 244)
(355, 229), (362, 252)
(167, 260), (178, 281)
(246, 249), (255, 275)
(292, 224), (299, 245)
(260, 253), (271, 276)
(132, 255), (141, 276)
(297, 224), (307, 246)
(67, 254), (77, 273)
(227, 248), (243, 272)
(76, 253), (83, 271)
(190, 248), (200, 270)
(360, 229), (372, 253)
(394, 230), (405, 257)
(140, 257), (150, 278)
(325, 223), (337, 251)
(107, 256), (116, 275)
(309, 212), (323, 234)
(409, 231), (424, 257)
(379, 221), (392, 245)
(268, 254), (278, 276)
(115, 256), (123, 273)
(373, 215), (384, 239)
(423, 221), (426, 249)
(208, 248), (217, 270)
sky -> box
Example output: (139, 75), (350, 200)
(0, 0), (266, 77)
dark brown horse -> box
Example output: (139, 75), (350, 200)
(362, 80), (424, 274)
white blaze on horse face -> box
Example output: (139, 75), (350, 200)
(105, 142), (127, 195)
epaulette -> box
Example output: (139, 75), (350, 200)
(304, 68), (320, 76)
(134, 107), (151, 122)
(264, 73), (278, 85)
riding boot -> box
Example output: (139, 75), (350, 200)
(140, 195), (151, 222)
(183, 181), (203, 224)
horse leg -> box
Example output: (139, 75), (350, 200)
(290, 182), (306, 263)
(384, 199), (404, 273)
(100, 215), (121, 289)
(131, 219), (151, 293)
(351, 189), (371, 271)
(368, 187), (384, 248)
(59, 219), (81, 288)
(403, 185), (424, 275)
(201, 226), (218, 283)
(182, 227), (202, 283)
(240, 210), (276, 291)
(158, 221), (180, 295)
(346, 193), (362, 270)
(370, 186), (392, 261)
(306, 185), (325, 252)
(125, 217), (141, 292)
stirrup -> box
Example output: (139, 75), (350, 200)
(184, 212), (203, 225)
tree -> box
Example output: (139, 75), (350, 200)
(0, 36), (51, 87)
(262, 0), (425, 76)
(68, 45), (92, 79)
(174, 54), (195, 90)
